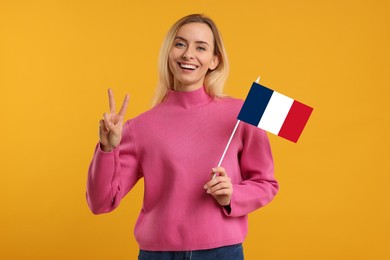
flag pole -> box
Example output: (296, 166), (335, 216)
(216, 119), (241, 168)
(213, 76), (260, 178)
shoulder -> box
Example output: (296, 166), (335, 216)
(212, 96), (244, 117)
(215, 97), (269, 138)
(124, 103), (164, 129)
(212, 96), (244, 112)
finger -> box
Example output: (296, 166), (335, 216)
(99, 119), (108, 133)
(208, 182), (232, 194)
(204, 178), (217, 189)
(108, 88), (116, 114)
(208, 188), (232, 196)
(210, 188), (232, 196)
(118, 93), (130, 117)
(103, 113), (114, 130)
(204, 176), (228, 190)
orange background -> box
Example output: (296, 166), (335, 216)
(1, 0), (389, 259)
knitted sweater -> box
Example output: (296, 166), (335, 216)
(87, 86), (279, 251)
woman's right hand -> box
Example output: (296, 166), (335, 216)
(99, 89), (130, 152)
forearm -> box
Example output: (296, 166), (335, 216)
(86, 144), (118, 214)
(224, 124), (279, 217)
(225, 179), (279, 217)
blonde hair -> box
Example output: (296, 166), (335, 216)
(152, 14), (229, 106)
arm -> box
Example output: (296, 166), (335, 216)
(86, 121), (142, 214)
(86, 89), (142, 214)
(226, 123), (279, 217)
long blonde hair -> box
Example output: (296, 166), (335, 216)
(152, 14), (229, 106)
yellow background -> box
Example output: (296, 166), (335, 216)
(1, 0), (389, 259)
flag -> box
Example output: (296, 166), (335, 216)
(237, 82), (313, 143)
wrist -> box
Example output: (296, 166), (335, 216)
(223, 204), (231, 214)
(100, 143), (114, 152)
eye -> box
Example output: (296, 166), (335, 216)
(174, 42), (186, 48)
(197, 46), (207, 51)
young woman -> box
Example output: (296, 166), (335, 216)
(87, 14), (279, 259)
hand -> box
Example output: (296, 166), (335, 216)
(203, 167), (233, 206)
(99, 89), (130, 152)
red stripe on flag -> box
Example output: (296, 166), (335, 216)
(278, 100), (313, 143)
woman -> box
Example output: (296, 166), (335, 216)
(87, 14), (279, 259)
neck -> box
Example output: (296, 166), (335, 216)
(174, 81), (203, 92)
(164, 86), (213, 110)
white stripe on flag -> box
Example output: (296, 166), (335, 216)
(257, 91), (294, 135)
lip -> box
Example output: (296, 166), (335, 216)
(178, 62), (199, 70)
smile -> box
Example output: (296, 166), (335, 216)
(178, 63), (198, 70)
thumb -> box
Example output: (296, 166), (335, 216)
(211, 167), (227, 178)
(211, 167), (227, 176)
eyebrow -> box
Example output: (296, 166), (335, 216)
(174, 36), (210, 46)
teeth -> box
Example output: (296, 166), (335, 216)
(180, 63), (197, 70)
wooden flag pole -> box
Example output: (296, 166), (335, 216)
(213, 77), (260, 178)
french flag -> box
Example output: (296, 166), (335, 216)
(238, 82), (313, 143)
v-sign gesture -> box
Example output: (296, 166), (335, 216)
(99, 89), (130, 152)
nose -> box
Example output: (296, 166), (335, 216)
(182, 47), (194, 60)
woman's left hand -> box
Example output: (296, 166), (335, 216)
(203, 167), (233, 206)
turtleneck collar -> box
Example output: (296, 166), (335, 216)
(163, 86), (213, 110)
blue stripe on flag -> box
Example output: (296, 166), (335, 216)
(237, 82), (274, 126)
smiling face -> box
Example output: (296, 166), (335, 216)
(168, 22), (220, 92)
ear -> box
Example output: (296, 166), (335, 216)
(209, 55), (220, 70)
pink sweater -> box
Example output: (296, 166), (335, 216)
(87, 87), (279, 251)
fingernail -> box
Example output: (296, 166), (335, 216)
(203, 185), (208, 189)
(206, 189), (211, 194)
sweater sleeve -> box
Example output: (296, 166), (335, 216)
(86, 121), (142, 214)
(224, 123), (279, 217)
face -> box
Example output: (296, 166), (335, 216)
(168, 22), (220, 91)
